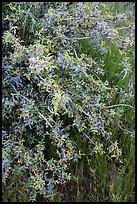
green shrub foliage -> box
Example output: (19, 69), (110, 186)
(2, 2), (135, 202)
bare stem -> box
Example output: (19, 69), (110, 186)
(82, 132), (95, 145)
(104, 104), (134, 109)
(65, 36), (93, 41)
(117, 123), (135, 134)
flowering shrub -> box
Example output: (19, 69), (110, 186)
(2, 2), (135, 202)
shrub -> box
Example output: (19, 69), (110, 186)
(2, 2), (135, 202)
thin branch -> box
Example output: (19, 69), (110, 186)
(10, 83), (53, 128)
(103, 104), (134, 109)
(117, 26), (132, 30)
(10, 83), (29, 102)
(63, 17), (81, 21)
(70, 46), (80, 61)
(117, 123), (135, 134)
(69, 45), (102, 82)
(64, 36), (93, 41)
(82, 132), (95, 145)
(36, 109), (52, 128)
(62, 16), (97, 21)
(84, 65), (102, 81)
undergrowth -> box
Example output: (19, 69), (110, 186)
(2, 2), (135, 202)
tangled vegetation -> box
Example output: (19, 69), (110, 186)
(2, 2), (135, 202)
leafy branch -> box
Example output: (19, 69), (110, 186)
(10, 83), (53, 128)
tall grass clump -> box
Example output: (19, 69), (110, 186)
(2, 2), (135, 202)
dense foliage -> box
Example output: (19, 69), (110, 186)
(2, 2), (135, 202)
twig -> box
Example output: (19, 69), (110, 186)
(10, 83), (29, 102)
(83, 65), (102, 82)
(10, 83), (53, 128)
(103, 104), (134, 109)
(70, 46), (80, 61)
(117, 123), (135, 134)
(69, 45), (102, 82)
(62, 16), (98, 21)
(117, 26), (132, 30)
(36, 109), (52, 128)
(82, 132), (95, 145)
(64, 36), (94, 41)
